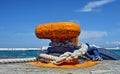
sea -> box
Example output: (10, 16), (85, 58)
(0, 48), (120, 58)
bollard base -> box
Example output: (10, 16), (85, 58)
(28, 61), (100, 68)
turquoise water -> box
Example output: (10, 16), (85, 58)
(110, 50), (120, 56)
(0, 50), (120, 58)
(0, 50), (42, 58)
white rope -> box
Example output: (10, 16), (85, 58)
(39, 43), (88, 65)
(0, 57), (37, 64)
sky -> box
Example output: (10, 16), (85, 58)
(0, 0), (120, 48)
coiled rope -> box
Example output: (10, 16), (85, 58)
(39, 43), (88, 65)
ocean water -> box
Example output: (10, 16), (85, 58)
(110, 50), (120, 56)
(0, 50), (42, 58)
(0, 50), (120, 58)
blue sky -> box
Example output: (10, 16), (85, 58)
(0, 0), (120, 48)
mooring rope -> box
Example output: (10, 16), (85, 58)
(39, 43), (88, 65)
(0, 57), (37, 64)
(0, 43), (88, 64)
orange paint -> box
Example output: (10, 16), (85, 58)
(72, 37), (78, 46)
(28, 61), (100, 68)
(35, 22), (80, 44)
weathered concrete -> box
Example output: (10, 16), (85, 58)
(0, 60), (120, 74)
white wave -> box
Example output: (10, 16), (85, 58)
(0, 48), (44, 51)
(106, 47), (120, 50)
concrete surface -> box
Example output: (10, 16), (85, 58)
(0, 60), (120, 74)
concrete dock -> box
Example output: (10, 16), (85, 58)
(0, 60), (120, 74)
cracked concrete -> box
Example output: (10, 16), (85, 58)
(0, 60), (120, 74)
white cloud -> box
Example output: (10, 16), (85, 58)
(106, 41), (120, 45)
(79, 30), (108, 40)
(105, 41), (120, 47)
(78, 0), (115, 12)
